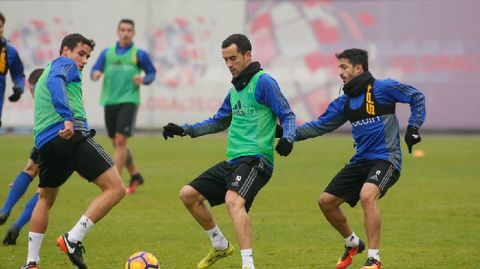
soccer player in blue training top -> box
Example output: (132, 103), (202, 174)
(19, 33), (125, 269)
(0, 68), (44, 246)
(163, 33), (296, 269)
(295, 48), (426, 269)
(0, 11), (25, 128)
(91, 18), (156, 194)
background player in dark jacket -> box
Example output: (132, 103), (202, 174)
(0, 12), (25, 128)
(0, 68), (43, 246)
(296, 48), (425, 269)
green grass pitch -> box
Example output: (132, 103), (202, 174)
(1, 134), (479, 268)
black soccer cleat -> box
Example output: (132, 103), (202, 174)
(361, 257), (382, 269)
(3, 225), (20, 245)
(126, 173), (144, 194)
(0, 211), (10, 225)
(56, 233), (88, 269)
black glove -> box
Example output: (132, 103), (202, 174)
(404, 126), (421, 154)
(275, 124), (283, 138)
(88, 128), (96, 138)
(8, 87), (23, 102)
(275, 138), (293, 157)
(163, 122), (185, 140)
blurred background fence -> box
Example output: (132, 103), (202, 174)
(1, 0), (479, 133)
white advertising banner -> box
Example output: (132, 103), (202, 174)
(1, 0), (479, 130)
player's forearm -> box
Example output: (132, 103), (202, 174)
(142, 72), (156, 85)
(408, 92), (426, 128)
(183, 115), (231, 138)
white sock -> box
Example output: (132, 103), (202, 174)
(368, 249), (380, 261)
(206, 225), (228, 250)
(344, 232), (360, 247)
(68, 215), (94, 243)
(27, 232), (44, 264)
(241, 248), (255, 269)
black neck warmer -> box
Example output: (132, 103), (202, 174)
(342, 71), (375, 97)
(231, 62), (262, 91)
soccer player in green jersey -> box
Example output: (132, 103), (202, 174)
(20, 34), (125, 269)
(163, 34), (296, 269)
(91, 19), (157, 194)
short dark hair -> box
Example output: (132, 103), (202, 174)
(0, 12), (5, 24)
(28, 68), (44, 85)
(59, 33), (95, 55)
(222, 34), (252, 55)
(118, 18), (135, 30)
(336, 48), (369, 71)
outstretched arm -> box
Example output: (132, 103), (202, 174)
(163, 93), (232, 140)
(183, 93), (232, 137)
(296, 96), (348, 141)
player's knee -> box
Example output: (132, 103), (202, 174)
(112, 180), (126, 200)
(359, 191), (377, 206)
(24, 165), (39, 178)
(114, 135), (127, 147)
(24, 161), (40, 178)
(318, 193), (335, 210)
(179, 185), (199, 206)
(225, 195), (244, 212)
(104, 178), (126, 202)
(38, 194), (56, 209)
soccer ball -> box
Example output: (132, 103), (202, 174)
(125, 251), (160, 269)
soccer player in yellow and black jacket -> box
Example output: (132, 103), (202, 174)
(296, 48), (425, 269)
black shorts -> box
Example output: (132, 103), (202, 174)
(188, 156), (273, 212)
(37, 131), (114, 188)
(29, 147), (40, 164)
(104, 103), (138, 138)
(324, 160), (400, 207)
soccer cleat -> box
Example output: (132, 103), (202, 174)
(126, 173), (144, 194)
(19, 261), (38, 269)
(56, 233), (88, 269)
(336, 239), (365, 269)
(0, 211), (10, 225)
(361, 257), (382, 269)
(197, 243), (234, 269)
(3, 225), (20, 245)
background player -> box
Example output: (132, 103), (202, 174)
(91, 18), (156, 194)
(0, 11), (25, 128)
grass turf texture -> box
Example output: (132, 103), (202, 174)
(1, 134), (479, 268)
